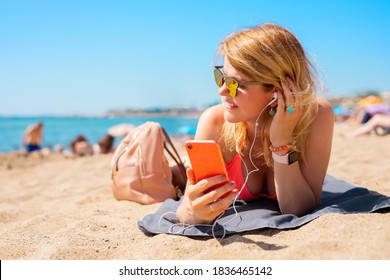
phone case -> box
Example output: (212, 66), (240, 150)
(185, 140), (229, 192)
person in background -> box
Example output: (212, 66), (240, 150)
(93, 134), (115, 154)
(68, 135), (93, 156)
(68, 133), (115, 157)
(176, 23), (334, 224)
(21, 121), (44, 153)
(345, 114), (390, 138)
(360, 103), (389, 124)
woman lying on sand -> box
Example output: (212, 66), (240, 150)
(176, 23), (334, 224)
(345, 114), (390, 138)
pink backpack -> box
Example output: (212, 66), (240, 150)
(110, 122), (187, 204)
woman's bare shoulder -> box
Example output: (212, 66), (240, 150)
(198, 104), (225, 126)
(310, 98), (335, 134)
(196, 104), (225, 140)
(317, 98), (334, 116)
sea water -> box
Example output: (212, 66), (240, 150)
(0, 116), (199, 153)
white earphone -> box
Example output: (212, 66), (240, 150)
(267, 92), (278, 106)
(255, 92), (278, 127)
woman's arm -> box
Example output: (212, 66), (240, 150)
(273, 99), (334, 216)
(176, 105), (237, 224)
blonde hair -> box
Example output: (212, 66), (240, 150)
(217, 23), (318, 166)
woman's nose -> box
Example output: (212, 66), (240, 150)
(218, 84), (229, 97)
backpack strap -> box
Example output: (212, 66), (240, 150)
(161, 128), (187, 193)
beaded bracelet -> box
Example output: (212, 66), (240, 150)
(269, 142), (297, 153)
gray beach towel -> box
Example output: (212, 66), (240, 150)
(138, 175), (390, 237)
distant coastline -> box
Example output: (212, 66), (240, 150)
(105, 106), (208, 119)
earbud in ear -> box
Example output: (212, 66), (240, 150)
(267, 92), (278, 106)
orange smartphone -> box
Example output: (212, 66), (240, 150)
(185, 140), (230, 193)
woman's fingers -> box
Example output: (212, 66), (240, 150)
(192, 174), (230, 195)
(185, 168), (233, 197)
(187, 180), (237, 221)
(208, 189), (238, 214)
(186, 168), (196, 185)
(202, 181), (236, 203)
(271, 79), (302, 145)
(183, 169), (239, 222)
(200, 182), (237, 220)
(281, 77), (295, 110)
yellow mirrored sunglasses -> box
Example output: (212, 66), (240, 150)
(213, 66), (264, 97)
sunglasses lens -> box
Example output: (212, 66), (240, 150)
(213, 67), (239, 97)
(213, 69), (224, 87)
(225, 77), (238, 97)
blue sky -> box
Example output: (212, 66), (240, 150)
(0, 0), (389, 116)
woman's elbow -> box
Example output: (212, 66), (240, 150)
(279, 194), (319, 217)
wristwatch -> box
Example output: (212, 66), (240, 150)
(272, 150), (299, 165)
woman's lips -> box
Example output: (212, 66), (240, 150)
(224, 99), (238, 109)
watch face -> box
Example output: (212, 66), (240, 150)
(288, 151), (299, 164)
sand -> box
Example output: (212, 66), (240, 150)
(0, 123), (389, 260)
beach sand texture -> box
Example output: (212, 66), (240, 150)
(0, 123), (389, 260)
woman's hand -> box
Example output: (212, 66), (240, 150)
(176, 168), (237, 224)
(269, 76), (303, 147)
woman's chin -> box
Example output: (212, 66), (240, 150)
(223, 111), (240, 123)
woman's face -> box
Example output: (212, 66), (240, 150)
(219, 57), (274, 125)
